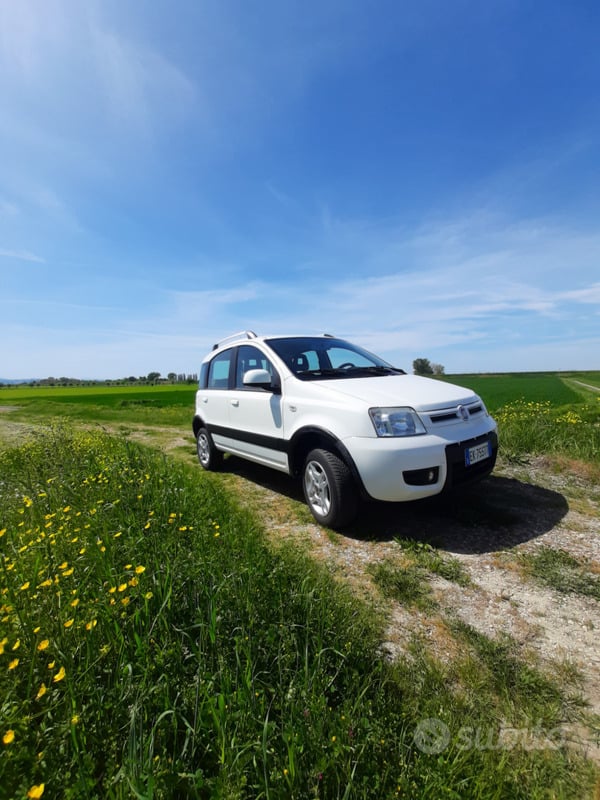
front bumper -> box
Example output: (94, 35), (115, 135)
(345, 425), (498, 503)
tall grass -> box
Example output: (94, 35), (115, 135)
(0, 428), (596, 798)
(494, 399), (600, 464)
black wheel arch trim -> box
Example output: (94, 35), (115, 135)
(288, 425), (369, 498)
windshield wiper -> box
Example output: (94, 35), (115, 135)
(296, 368), (340, 378)
(356, 366), (405, 375)
(333, 366), (406, 376)
(296, 366), (405, 379)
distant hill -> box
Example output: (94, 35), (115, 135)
(0, 378), (38, 385)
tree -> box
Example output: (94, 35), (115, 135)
(431, 363), (445, 375)
(167, 372), (177, 382)
(147, 372), (161, 383)
(412, 358), (434, 375)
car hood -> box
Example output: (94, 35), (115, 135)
(311, 374), (479, 411)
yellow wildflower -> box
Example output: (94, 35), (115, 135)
(36, 683), (48, 699)
(118, 583), (127, 593)
(53, 666), (66, 683)
(27, 785), (45, 799)
(3, 730), (15, 744)
(37, 640), (50, 651)
(135, 565), (146, 574)
(63, 619), (74, 629)
(85, 619), (97, 631)
(20, 582), (30, 591)
(12, 639), (20, 651)
(8, 658), (19, 670)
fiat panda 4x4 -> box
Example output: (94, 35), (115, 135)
(193, 331), (498, 529)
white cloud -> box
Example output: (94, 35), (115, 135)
(0, 248), (44, 263)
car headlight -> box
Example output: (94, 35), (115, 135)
(369, 407), (426, 437)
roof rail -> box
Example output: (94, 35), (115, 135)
(212, 330), (257, 350)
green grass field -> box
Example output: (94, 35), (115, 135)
(1, 427), (596, 799)
(437, 371), (598, 411)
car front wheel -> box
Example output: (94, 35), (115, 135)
(196, 427), (223, 471)
(302, 448), (358, 529)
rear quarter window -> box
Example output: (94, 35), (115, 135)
(207, 350), (233, 389)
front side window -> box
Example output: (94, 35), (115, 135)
(207, 349), (233, 389)
(235, 345), (277, 388)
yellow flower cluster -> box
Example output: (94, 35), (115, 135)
(0, 435), (157, 778)
(495, 399), (585, 426)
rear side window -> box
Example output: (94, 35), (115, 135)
(207, 350), (233, 389)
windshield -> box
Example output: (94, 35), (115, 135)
(265, 337), (405, 380)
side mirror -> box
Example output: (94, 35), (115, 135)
(243, 369), (280, 393)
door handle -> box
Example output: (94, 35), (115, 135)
(231, 399), (239, 407)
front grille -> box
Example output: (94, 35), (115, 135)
(429, 403), (483, 424)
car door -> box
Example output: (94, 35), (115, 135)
(226, 344), (288, 471)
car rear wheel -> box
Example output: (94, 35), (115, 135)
(302, 448), (358, 529)
(196, 427), (223, 471)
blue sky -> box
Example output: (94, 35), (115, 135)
(1, 0), (599, 379)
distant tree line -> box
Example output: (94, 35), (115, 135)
(0, 373), (199, 388)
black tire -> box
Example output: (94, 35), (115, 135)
(196, 427), (224, 471)
(302, 448), (358, 529)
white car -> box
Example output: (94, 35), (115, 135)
(193, 332), (498, 528)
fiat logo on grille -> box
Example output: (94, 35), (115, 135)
(457, 405), (469, 421)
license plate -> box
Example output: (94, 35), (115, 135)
(465, 441), (491, 466)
